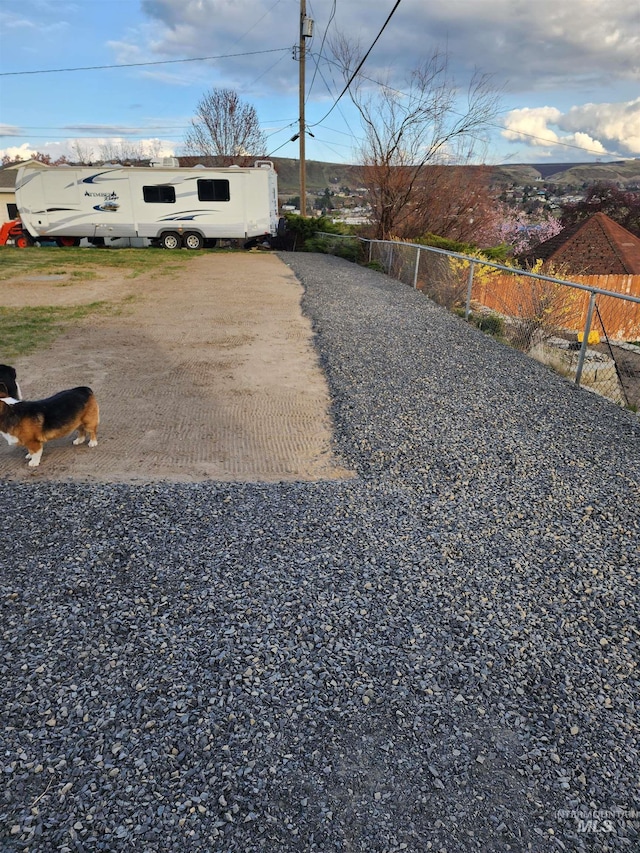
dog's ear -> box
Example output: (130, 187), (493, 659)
(0, 382), (9, 397)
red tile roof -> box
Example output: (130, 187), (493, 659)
(524, 212), (640, 274)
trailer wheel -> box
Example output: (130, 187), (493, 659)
(183, 231), (204, 250)
(56, 237), (80, 247)
(159, 231), (182, 250)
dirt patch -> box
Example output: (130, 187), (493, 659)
(1, 253), (354, 484)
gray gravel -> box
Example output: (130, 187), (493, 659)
(1, 252), (639, 852)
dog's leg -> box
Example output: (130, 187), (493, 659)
(25, 443), (43, 467)
(76, 397), (99, 448)
(86, 399), (99, 447)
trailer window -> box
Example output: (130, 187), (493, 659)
(143, 185), (176, 203)
(197, 179), (230, 202)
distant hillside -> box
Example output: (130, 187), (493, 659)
(269, 157), (640, 195)
(496, 160), (640, 187)
(271, 158), (367, 197)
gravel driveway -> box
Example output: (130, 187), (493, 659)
(1, 253), (639, 852)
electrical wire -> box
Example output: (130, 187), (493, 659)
(305, 0), (336, 104)
(270, 1), (403, 158)
(308, 52), (360, 145)
(308, 0), (403, 128)
(267, 136), (298, 156)
(0, 48), (291, 77)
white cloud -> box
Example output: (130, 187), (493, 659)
(132, 0), (640, 97)
(0, 142), (47, 161)
(502, 100), (640, 158)
(0, 138), (178, 164)
(560, 99), (640, 155)
(0, 7), (70, 35)
(502, 107), (563, 147)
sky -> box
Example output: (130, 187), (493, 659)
(1, 0), (639, 167)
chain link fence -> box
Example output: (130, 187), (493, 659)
(316, 234), (640, 412)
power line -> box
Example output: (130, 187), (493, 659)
(271, 1), (405, 167)
(308, 0), (403, 128)
(305, 0), (336, 104)
(309, 52), (360, 145)
(0, 48), (291, 77)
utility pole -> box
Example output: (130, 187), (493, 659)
(299, 1), (312, 217)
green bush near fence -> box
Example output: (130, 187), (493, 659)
(475, 312), (506, 338)
(304, 235), (363, 263)
(284, 213), (351, 245)
(283, 214), (363, 262)
(414, 233), (512, 263)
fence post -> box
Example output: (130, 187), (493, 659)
(575, 291), (597, 386)
(465, 262), (476, 320)
(413, 246), (420, 289)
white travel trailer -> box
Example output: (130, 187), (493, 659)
(15, 161), (279, 249)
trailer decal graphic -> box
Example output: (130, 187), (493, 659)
(81, 172), (128, 184)
(159, 210), (218, 222)
(83, 190), (120, 213)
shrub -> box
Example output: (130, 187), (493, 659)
(303, 236), (330, 254)
(333, 239), (363, 263)
(480, 244), (511, 263)
(476, 312), (505, 338)
(283, 213), (349, 247)
(414, 233), (475, 255)
(304, 234), (363, 263)
(413, 234), (512, 264)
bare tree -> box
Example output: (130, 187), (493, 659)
(98, 140), (154, 164)
(70, 140), (95, 165)
(400, 164), (502, 245)
(184, 88), (267, 166)
(332, 39), (501, 239)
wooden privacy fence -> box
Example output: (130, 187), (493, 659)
(471, 274), (640, 341)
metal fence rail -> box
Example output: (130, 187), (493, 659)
(315, 233), (640, 411)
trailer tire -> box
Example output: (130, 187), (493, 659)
(56, 237), (81, 247)
(159, 231), (182, 250)
(183, 231), (204, 250)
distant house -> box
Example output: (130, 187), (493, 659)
(475, 211), (640, 341)
(522, 212), (640, 275)
(0, 160), (48, 223)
